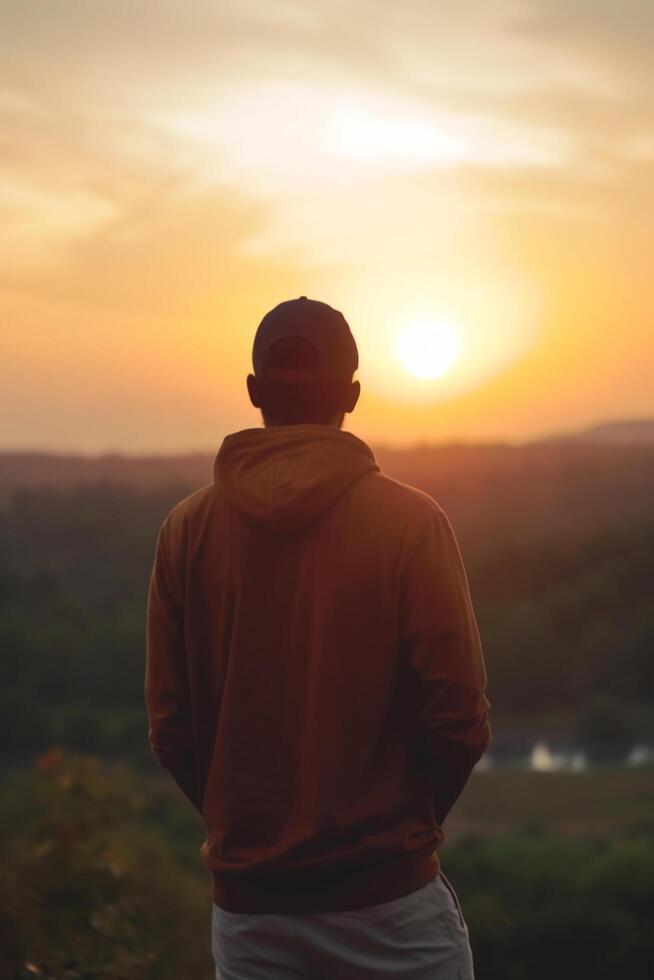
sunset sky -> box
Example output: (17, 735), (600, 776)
(1, 0), (653, 452)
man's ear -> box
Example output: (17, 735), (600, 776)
(246, 373), (262, 409)
(345, 380), (361, 414)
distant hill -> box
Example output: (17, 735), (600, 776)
(0, 452), (214, 499)
(1, 417), (652, 495)
(1, 419), (653, 554)
(547, 418), (654, 445)
(373, 440), (654, 555)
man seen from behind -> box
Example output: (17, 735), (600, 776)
(145, 296), (492, 979)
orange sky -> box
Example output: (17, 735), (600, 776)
(1, 0), (653, 452)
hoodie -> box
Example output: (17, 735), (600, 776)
(145, 424), (491, 913)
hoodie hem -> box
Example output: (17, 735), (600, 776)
(210, 847), (440, 914)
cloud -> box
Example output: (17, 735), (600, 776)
(510, 0), (654, 82)
(1, 1), (652, 290)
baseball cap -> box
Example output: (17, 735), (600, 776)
(252, 296), (358, 383)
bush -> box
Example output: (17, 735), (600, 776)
(0, 749), (213, 979)
(574, 696), (637, 764)
(443, 832), (654, 980)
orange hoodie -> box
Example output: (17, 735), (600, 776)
(145, 425), (491, 913)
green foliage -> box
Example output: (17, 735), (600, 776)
(472, 521), (654, 712)
(444, 832), (654, 980)
(0, 749), (213, 979)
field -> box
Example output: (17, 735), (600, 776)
(445, 767), (654, 843)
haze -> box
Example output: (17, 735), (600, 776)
(1, 0), (653, 452)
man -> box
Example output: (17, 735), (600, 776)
(145, 296), (492, 979)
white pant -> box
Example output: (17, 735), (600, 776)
(212, 871), (475, 979)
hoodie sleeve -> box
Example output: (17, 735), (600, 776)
(401, 508), (492, 825)
(145, 515), (202, 815)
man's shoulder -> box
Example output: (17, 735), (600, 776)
(161, 483), (214, 538)
(357, 470), (445, 525)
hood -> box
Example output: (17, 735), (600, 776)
(214, 425), (379, 532)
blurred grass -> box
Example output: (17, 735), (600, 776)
(446, 767), (654, 841)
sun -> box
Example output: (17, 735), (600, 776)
(395, 320), (460, 380)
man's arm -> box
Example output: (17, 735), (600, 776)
(401, 509), (492, 826)
(145, 515), (203, 816)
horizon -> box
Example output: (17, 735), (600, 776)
(2, 412), (653, 459)
(2, 1), (653, 451)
